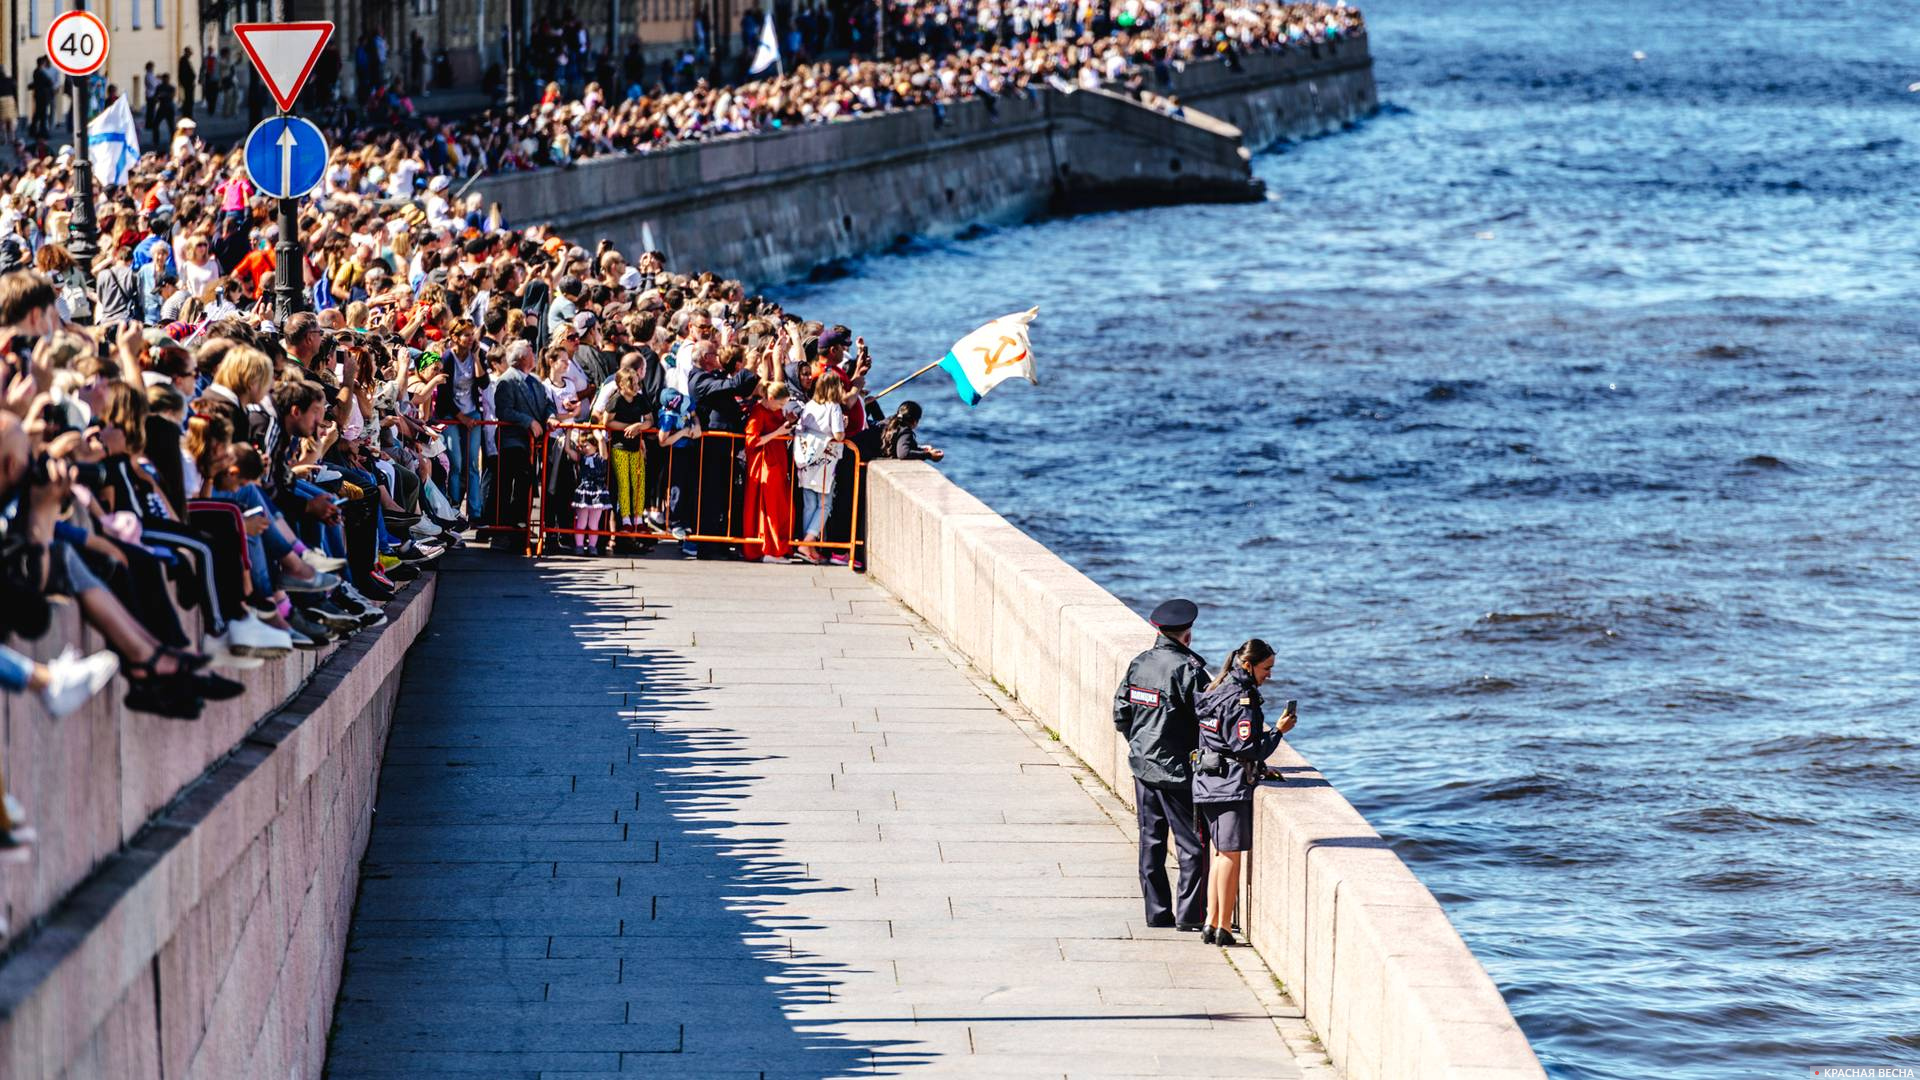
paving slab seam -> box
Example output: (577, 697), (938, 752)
(869, 586), (1347, 1080)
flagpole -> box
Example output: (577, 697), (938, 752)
(872, 357), (943, 400)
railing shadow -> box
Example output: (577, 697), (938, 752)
(324, 552), (928, 1077)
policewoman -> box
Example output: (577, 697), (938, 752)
(1192, 638), (1295, 946)
(1112, 599), (1210, 931)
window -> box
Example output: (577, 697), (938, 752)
(27, 0), (37, 38)
(154, 0), (164, 28)
(133, 0), (142, 31)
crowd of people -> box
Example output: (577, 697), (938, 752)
(459, 0), (1361, 172)
(0, 0), (1357, 864)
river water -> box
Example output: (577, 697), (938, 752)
(774, 1), (1920, 1076)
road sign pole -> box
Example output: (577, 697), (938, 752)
(47, 9), (108, 292)
(66, 79), (98, 289)
(274, 190), (303, 322)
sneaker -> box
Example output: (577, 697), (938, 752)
(285, 614), (329, 650)
(306, 601), (363, 632)
(227, 612), (293, 659)
(356, 577), (396, 603)
(670, 526), (689, 542)
(645, 509), (667, 530)
(392, 541), (442, 564)
(829, 553), (850, 566)
(335, 586), (389, 629)
(202, 632), (265, 671)
(300, 549), (347, 573)
(40, 647), (119, 719)
(679, 543), (699, 559)
(284, 569), (343, 594)
(409, 517), (443, 539)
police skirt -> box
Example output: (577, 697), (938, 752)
(1198, 800), (1253, 853)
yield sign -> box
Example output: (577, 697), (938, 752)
(233, 22), (334, 113)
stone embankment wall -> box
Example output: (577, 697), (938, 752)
(0, 580), (437, 1079)
(476, 41), (1375, 286)
(1164, 40), (1379, 150)
(863, 461), (1545, 1080)
(479, 87), (1259, 285)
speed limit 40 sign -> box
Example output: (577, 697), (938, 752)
(46, 10), (109, 78)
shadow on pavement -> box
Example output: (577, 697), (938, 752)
(325, 552), (927, 1077)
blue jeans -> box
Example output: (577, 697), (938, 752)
(0, 644), (33, 692)
(801, 487), (833, 540)
(291, 479), (350, 566)
(204, 485), (284, 595)
(444, 412), (485, 514)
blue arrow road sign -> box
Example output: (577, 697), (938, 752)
(243, 115), (327, 199)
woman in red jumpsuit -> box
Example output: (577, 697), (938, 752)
(742, 382), (796, 562)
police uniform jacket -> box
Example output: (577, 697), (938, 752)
(1193, 667), (1285, 804)
(1113, 637), (1209, 787)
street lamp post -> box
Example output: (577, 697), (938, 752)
(502, 0), (520, 112)
(66, 75), (99, 287)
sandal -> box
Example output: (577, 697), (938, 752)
(121, 654), (206, 721)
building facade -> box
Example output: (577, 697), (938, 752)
(284, 0), (718, 99)
(7, 0), (203, 128)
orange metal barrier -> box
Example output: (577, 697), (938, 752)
(530, 422), (864, 562)
(426, 417), (538, 552)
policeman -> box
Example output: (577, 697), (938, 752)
(1112, 598), (1210, 931)
(1191, 638), (1294, 946)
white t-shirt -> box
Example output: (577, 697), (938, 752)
(180, 255), (220, 299)
(794, 400), (844, 494)
(180, 449), (202, 498)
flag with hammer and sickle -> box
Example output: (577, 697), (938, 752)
(936, 307), (1040, 407)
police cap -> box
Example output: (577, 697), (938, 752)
(1149, 598), (1199, 632)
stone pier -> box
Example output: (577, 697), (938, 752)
(325, 553), (1323, 1078)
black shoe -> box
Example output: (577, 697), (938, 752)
(330, 590), (385, 627)
(307, 601), (362, 632)
(1202, 927), (1217, 946)
(124, 681), (203, 720)
(1176, 923), (1205, 933)
(1145, 915), (1176, 929)
(356, 579), (395, 603)
(193, 671), (246, 701)
(287, 609), (335, 645)
(392, 541), (442, 564)
(384, 562), (420, 583)
(1214, 929), (1239, 948)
